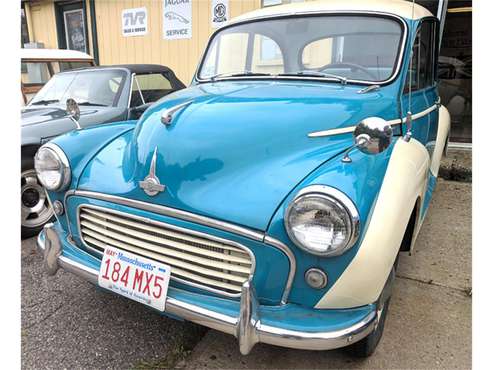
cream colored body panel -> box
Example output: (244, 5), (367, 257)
(230, 0), (433, 25)
(315, 138), (430, 309)
(430, 106), (451, 177)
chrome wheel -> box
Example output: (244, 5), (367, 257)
(21, 169), (53, 229)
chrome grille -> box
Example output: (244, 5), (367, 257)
(78, 206), (254, 296)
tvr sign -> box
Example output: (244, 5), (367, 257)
(122, 7), (148, 37)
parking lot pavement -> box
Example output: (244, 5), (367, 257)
(184, 179), (472, 369)
(21, 238), (206, 369)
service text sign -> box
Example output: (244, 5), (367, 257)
(163, 0), (192, 40)
(122, 7), (148, 37)
(211, 0), (229, 28)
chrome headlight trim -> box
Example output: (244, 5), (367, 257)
(284, 185), (360, 257)
(34, 143), (71, 192)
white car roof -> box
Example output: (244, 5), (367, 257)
(230, 0), (433, 25)
(20, 48), (93, 61)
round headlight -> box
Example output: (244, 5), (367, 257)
(34, 144), (71, 191)
(284, 186), (359, 257)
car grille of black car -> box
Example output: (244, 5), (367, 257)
(78, 206), (254, 297)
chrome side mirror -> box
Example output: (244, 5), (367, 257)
(353, 117), (393, 155)
(66, 98), (81, 129)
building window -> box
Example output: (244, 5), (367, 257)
(55, 1), (89, 54)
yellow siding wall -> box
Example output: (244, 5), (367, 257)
(94, 0), (261, 84)
(28, 0), (58, 49)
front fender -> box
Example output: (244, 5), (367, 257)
(45, 121), (136, 231)
(49, 120), (136, 190)
(315, 137), (430, 309)
(265, 139), (394, 308)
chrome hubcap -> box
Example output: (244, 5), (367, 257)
(21, 169), (53, 229)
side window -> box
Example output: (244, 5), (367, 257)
(251, 35), (284, 74)
(405, 20), (436, 92)
(21, 62), (52, 85)
(130, 73), (173, 107)
(302, 37), (334, 69)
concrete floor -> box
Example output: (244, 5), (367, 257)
(21, 180), (471, 369)
(184, 179), (472, 369)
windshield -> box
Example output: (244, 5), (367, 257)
(198, 15), (404, 84)
(29, 69), (126, 107)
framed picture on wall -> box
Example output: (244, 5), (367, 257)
(64, 9), (87, 53)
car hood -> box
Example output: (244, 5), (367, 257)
(78, 80), (399, 231)
(21, 106), (71, 126)
(21, 105), (124, 146)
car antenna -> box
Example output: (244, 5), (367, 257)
(403, 0), (416, 142)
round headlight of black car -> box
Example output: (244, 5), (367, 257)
(284, 186), (360, 257)
(34, 144), (71, 191)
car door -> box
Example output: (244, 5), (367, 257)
(401, 18), (440, 158)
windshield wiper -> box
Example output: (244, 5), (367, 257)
(30, 99), (59, 106)
(208, 71), (272, 81)
(77, 101), (108, 107)
(279, 70), (348, 85)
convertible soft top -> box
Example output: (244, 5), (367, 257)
(68, 64), (177, 75)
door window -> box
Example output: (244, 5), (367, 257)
(21, 62), (52, 84)
(130, 73), (174, 106)
(405, 20), (436, 92)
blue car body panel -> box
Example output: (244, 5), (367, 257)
(75, 80), (401, 232)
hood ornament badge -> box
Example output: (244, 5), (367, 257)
(161, 100), (193, 126)
(139, 147), (165, 196)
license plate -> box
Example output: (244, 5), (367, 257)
(98, 246), (171, 311)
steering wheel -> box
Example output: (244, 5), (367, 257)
(319, 62), (379, 81)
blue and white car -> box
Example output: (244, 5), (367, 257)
(35, 0), (449, 357)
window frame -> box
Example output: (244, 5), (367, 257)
(403, 16), (440, 94)
(195, 12), (408, 86)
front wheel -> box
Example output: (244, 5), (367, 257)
(21, 164), (54, 239)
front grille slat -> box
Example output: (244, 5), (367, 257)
(83, 208), (244, 253)
(79, 206), (254, 296)
(80, 212), (251, 265)
(80, 219), (251, 275)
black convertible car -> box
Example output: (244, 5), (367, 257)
(21, 64), (185, 238)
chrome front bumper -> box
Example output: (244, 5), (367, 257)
(37, 224), (378, 354)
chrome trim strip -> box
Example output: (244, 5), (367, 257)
(161, 100), (193, 126)
(284, 185), (360, 257)
(64, 190), (265, 242)
(307, 105), (438, 138)
(411, 104), (438, 120)
(264, 236), (296, 304)
(196, 11), (408, 87)
(127, 73), (136, 109)
(76, 204), (256, 298)
(448, 142), (472, 150)
(308, 126), (356, 138)
(134, 74), (145, 105)
(37, 228), (378, 354)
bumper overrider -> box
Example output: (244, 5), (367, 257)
(38, 223), (379, 354)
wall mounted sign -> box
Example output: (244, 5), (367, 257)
(163, 0), (192, 40)
(211, 0), (229, 28)
(64, 9), (87, 53)
(122, 7), (148, 37)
